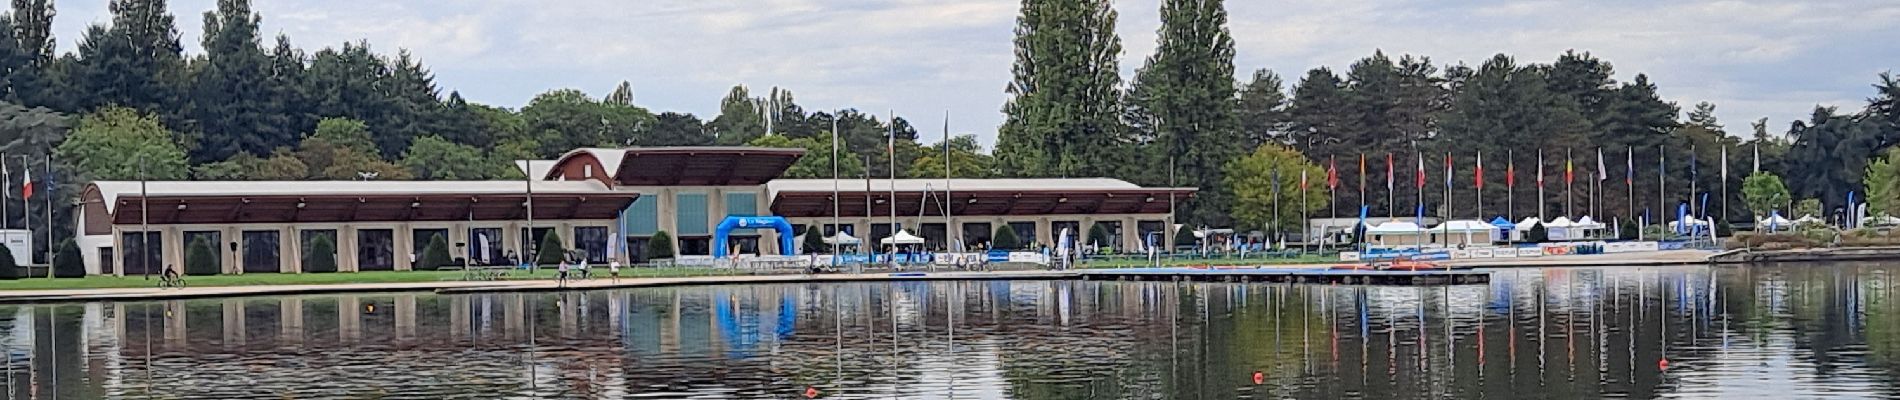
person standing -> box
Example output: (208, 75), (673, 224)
(556, 259), (570, 288)
(608, 260), (621, 282)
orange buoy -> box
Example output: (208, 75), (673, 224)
(1252, 371), (1264, 385)
(805, 386), (819, 398)
(1658, 358), (1669, 370)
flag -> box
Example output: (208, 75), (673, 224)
(1444, 152), (1453, 188)
(1327, 156), (1339, 189)
(1564, 151), (1574, 184)
(1507, 152), (1516, 188)
(1476, 152), (1485, 189)
(1588, 148), (1603, 181)
(20, 167), (32, 200)
(1416, 153), (1426, 189)
(1301, 168), (1310, 191)
(1690, 146), (1698, 181)
(1386, 153), (1394, 191)
(1721, 146), (1729, 185)
(1357, 153), (1366, 194)
(1626, 146), (1635, 185)
(1753, 143), (1760, 173)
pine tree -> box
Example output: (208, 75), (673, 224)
(638, 112), (713, 146)
(1436, 54), (1591, 219)
(192, 0), (276, 162)
(995, 0), (1125, 179)
(72, 0), (190, 128)
(1129, 0), (1240, 226)
(1236, 69), (1288, 148)
(378, 50), (444, 157)
(264, 35), (312, 142)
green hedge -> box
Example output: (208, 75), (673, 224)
(801, 228), (827, 254)
(1175, 225), (1197, 246)
(305, 234), (338, 273)
(185, 236), (220, 276)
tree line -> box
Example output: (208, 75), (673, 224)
(997, 0), (1900, 229)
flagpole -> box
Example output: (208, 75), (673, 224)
(2, 151), (8, 261)
(1627, 146), (1636, 230)
(42, 153), (51, 277)
(1690, 145), (1698, 223)
(830, 113), (840, 259)
(1537, 149), (1546, 221)
(1659, 146), (1667, 231)
(886, 110), (897, 269)
(1329, 155), (1338, 253)
(1386, 153), (1394, 221)
(1722, 145), (1730, 230)
(1476, 152), (1484, 221)
(1508, 150), (1515, 222)
(1566, 148), (1574, 218)
(944, 111), (954, 253)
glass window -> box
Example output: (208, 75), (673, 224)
(1138, 221), (1167, 250)
(520, 227), (554, 262)
(921, 223), (947, 250)
(961, 223), (991, 250)
(183, 231), (223, 274)
(724, 192), (758, 217)
(678, 237), (711, 256)
(121, 231), (162, 276)
(623, 196), (658, 236)
(575, 226), (609, 263)
(676, 193), (710, 236)
(1009, 222), (1037, 247)
(300, 229), (337, 272)
(1052, 221), (1081, 247)
(242, 230), (281, 273)
(626, 237), (651, 262)
(468, 228), (504, 265)
(357, 229), (395, 271)
(411, 229), (449, 263)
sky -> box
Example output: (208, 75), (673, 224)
(48, 0), (1900, 148)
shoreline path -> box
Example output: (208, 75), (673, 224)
(0, 250), (1716, 304)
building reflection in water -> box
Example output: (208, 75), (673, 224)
(3, 264), (1900, 398)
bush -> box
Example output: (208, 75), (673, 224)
(185, 237), (221, 276)
(1524, 223), (1549, 243)
(802, 227), (828, 254)
(1617, 218), (1639, 240)
(1087, 224), (1112, 247)
(54, 240), (84, 278)
(1175, 225), (1198, 246)
(0, 244), (18, 280)
(646, 230), (675, 260)
(536, 231), (567, 265)
(991, 225), (1019, 250)
(416, 233), (452, 271)
(305, 234), (338, 273)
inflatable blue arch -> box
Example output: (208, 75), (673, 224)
(712, 216), (796, 259)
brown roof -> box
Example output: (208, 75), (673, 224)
(546, 147), (805, 186)
(84, 181), (635, 225)
(770, 186), (1195, 218)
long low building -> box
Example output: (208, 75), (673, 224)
(77, 146), (1194, 275)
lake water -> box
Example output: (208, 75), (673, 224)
(4, 263), (1900, 399)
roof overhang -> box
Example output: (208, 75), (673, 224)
(769, 187), (1196, 218)
(545, 147), (805, 186)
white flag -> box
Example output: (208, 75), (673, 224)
(1721, 146), (1729, 183)
(1752, 143), (1760, 173)
(1596, 148), (1606, 181)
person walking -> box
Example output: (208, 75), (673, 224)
(608, 259), (621, 282)
(556, 259), (570, 288)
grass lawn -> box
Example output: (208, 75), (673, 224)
(1082, 255), (1341, 268)
(0, 266), (753, 291)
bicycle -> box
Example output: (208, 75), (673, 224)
(159, 274), (187, 289)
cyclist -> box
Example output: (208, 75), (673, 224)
(159, 264), (184, 289)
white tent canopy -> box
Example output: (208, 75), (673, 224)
(1795, 214), (1825, 225)
(1545, 217), (1576, 228)
(1671, 216), (1711, 229)
(1864, 215), (1900, 226)
(1759, 214), (1793, 227)
(1574, 216), (1606, 229)
(881, 230), (925, 245)
(824, 232), (861, 245)
(1431, 220), (1495, 233)
(1367, 221), (1424, 234)
(1514, 217), (1544, 231)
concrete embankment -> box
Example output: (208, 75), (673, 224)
(1709, 246), (1900, 264)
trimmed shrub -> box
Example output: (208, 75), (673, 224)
(646, 231), (675, 260)
(1087, 224), (1112, 247)
(802, 228), (828, 254)
(536, 231), (567, 265)
(1524, 223), (1549, 243)
(1617, 218), (1639, 240)
(417, 233), (452, 271)
(0, 244), (19, 280)
(305, 234), (338, 273)
(53, 240), (84, 278)
(1175, 225), (1198, 246)
(185, 237), (221, 276)
(991, 225), (1020, 250)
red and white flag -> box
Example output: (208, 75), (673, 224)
(21, 167), (33, 200)
(1476, 152), (1485, 189)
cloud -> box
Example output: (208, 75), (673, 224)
(46, 0), (1900, 148)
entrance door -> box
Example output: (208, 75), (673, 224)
(242, 231), (281, 273)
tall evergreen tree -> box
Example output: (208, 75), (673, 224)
(995, 0), (1124, 178)
(1436, 54), (1591, 219)
(9, 0), (52, 64)
(1128, 0), (1240, 226)
(304, 41), (391, 150)
(377, 50), (444, 157)
(604, 81), (634, 106)
(192, 0), (277, 162)
(71, 0), (190, 128)
(709, 85), (764, 145)
(1235, 69), (1287, 148)
(263, 34), (311, 139)
(638, 112), (712, 146)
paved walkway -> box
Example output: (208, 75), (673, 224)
(0, 251), (1717, 304)
(0, 270), (1077, 304)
